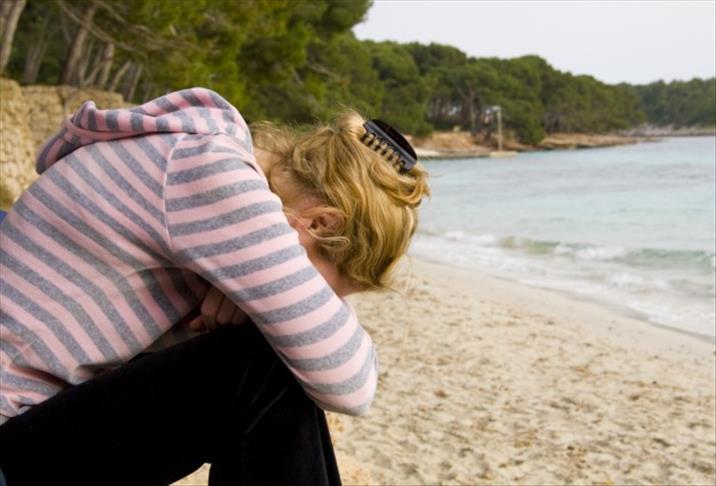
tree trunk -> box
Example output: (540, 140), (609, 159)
(123, 62), (142, 101)
(0, 0), (26, 75)
(80, 43), (107, 87)
(468, 97), (476, 134)
(60, 1), (99, 85)
(60, 8), (74, 44)
(95, 43), (114, 88)
(460, 87), (477, 134)
(21, 21), (48, 84)
(472, 93), (483, 136)
(76, 37), (95, 86)
(109, 59), (131, 92)
(21, 39), (46, 84)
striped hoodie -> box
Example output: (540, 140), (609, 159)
(0, 88), (378, 423)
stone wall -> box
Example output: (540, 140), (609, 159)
(0, 78), (130, 209)
(1, 78), (36, 210)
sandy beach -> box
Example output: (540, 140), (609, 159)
(176, 257), (715, 485)
(336, 257), (716, 485)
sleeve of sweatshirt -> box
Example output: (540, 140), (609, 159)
(163, 133), (378, 416)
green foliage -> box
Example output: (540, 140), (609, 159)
(229, 0), (374, 123)
(631, 78), (716, 127)
(367, 41), (432, 136)
(404, 42), (468, 76)
(5, 0), (713, 143)
(308, 33), (384, 120)
(5, 0), (65, 83)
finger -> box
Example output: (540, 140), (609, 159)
(217, 294), (236, 326)
(201, 288), (222, 332)
(188, 316), (205, 332)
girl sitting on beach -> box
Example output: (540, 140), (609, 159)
(0, 88), (429, 485)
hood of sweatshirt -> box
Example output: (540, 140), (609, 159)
(36, 87), (252, 174)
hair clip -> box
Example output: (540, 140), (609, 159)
(361, 120), (417, 173)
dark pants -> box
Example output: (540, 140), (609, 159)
(0, 323), (342, 486)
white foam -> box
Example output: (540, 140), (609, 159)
(443, 230), (466, 241)
(607, 272), (669, 292)
(575, 245), (628, 261)
(410, 230), (716, 338)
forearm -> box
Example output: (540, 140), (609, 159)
(164, 135), (378, 415)
(192, 282), (378, 416)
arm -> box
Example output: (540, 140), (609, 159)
(163, 134), (378, 416)
(189, 246), (359, 332)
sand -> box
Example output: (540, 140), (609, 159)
(175, 257), (715, 485)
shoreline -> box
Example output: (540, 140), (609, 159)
(412, 132), (715, 160)
(393, 257), (715, 358)
(411, 131), (653, 160)
(412, 253), (716, 346)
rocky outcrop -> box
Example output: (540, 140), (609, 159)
(409, 130), (646, 159)
(537, 132), (645, 150)
(22, 84), (128, 151)
(411, 131), (491, 158)
(0, 78), (130, 209)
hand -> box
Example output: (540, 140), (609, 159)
(188, 286), (248, 332)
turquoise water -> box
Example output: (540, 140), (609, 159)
(411, 137), (716, 337)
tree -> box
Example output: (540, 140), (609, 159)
(5, 0), (710, 138)
(0, 0), (26, 74)
(403, 43), (468, 129)
(306, 33), (384, 120)
(238, 0), (373, 122)
(404, 42), (468, 76)
(631, 78), (716, 127)
(368, 41), (431, 136)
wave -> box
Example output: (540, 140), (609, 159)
(550, 241), (713, 272)
(418, 228), (716, 272)
(411, 228), (716, 336)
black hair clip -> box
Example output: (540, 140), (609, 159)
(361, 119), (418, 173)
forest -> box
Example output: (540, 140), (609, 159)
(1, 0), (714, 143)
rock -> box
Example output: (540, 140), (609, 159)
(538, 133), (643, 150)
(23, 84), (131, 154)
(413, 131), (492, 156)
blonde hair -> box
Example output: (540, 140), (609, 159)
(252, 111), (430, 291)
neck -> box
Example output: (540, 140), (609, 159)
(253, 147), (274, 175)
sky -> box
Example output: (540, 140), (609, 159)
(353, 0), (716, 85)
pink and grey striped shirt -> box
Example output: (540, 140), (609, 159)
(0, 88), (378, 423)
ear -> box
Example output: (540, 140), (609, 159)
(308, 208), (344, 234)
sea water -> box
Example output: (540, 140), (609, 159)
(411, 137), (716, 338)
